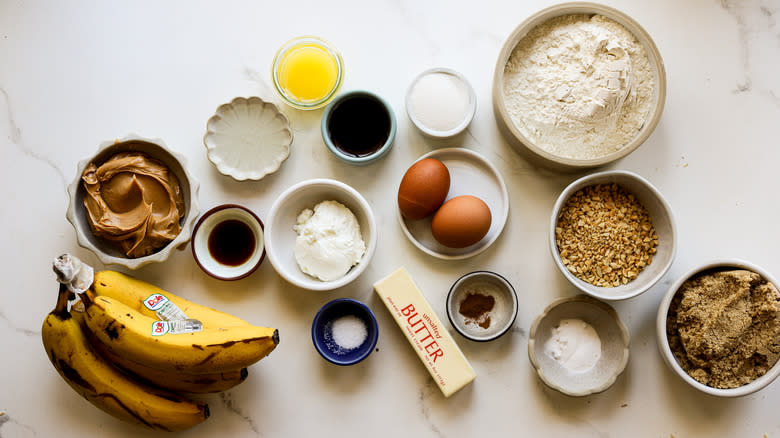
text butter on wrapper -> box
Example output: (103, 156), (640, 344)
(374, 268), (475, 397)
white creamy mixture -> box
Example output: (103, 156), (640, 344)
(293, 200), (366, 281)
(503, 15), (654, 159)
(543, 318), (602, 373)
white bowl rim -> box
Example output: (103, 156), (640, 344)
(527, 294), (630, 397)
(405, 67), (477, 139)
(492, 1), (667, 169)
(655, 258), (780, 397)
(548, 169), (676, 300)
(65, 133), (200, 270)
(264, 178), (377, 291)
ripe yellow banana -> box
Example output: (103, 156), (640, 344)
(81, 292), (279, 374)
(72, 309), (248, 394)
(92, 270), (250, 327)
(42, 285), (209, 431)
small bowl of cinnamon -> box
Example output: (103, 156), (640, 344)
(446, 271), (518, 342)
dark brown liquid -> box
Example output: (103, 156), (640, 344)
(208, 220), (255, 266)
(327, 95), (391, 158)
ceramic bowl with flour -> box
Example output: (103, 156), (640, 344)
(492, 2), (666, 172)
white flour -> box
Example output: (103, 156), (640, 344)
(503, 15), (655, 159)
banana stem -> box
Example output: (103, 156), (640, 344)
(53, 283), (71, 319)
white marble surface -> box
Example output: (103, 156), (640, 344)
(2, 0), (780, 436)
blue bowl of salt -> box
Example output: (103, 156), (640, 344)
(312, 298), (379, 366)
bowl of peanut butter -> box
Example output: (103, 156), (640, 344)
(66, 134), (200, 269)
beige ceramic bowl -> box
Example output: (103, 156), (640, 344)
(656, 259), (780, 397)
(492, 2), (667, 171)
(528, 295), (630, 396)
(550, 170), (676, 300)
(66, 134), (200, 269)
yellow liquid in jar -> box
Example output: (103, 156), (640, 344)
(277, 44), (339, 103)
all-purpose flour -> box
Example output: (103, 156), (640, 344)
(503, 15), (655, 159)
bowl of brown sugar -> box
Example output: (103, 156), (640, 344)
(446, 271), (518, 342)
(550, 170), (676, 300)
(657, 260), (780, 397)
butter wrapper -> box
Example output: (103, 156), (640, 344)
(374, 267), (475, 397)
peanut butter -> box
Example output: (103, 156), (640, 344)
(82, 152), (185, 258)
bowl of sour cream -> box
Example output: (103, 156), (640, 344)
(264, 179), (377, 291)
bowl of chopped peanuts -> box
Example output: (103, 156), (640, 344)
(549, 170), (676, 300)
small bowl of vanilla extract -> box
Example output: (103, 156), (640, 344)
(321, 90), (397, 165)
(191, 204), (265, 281)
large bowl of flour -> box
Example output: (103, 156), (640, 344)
(492, 2), (666, 172)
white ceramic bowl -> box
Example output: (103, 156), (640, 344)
(203, 97), (293, 181)
(492, 2), (667, 171)
(406, 68), (477, 140)
(549, 170), (676, 300)
(264, 179), (377, 291)
(656, 259), (780, 397)
(66, 134), (200, 270)
(191, 204), (265, 281)
(528, 295), (630, 396)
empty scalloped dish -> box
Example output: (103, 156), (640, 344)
(204, 97), (293, 181)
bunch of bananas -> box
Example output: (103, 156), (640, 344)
(41, 269), (279, 432)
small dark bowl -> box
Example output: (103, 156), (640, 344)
(312, 298), (379, 366)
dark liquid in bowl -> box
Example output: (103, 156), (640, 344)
(208, 219), (255, 266)
(327, 96), (391, 157)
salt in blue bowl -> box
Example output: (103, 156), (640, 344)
(312, 298), (379, 366)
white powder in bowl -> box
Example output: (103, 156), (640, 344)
(326, 315), (368, 352)
(543, 318), (602, 373)
(408, 71), (472, 132)
(503, 14), (655, 159)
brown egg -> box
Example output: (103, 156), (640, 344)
(397, 158), (450, 220)
(431, 195), (491, 248)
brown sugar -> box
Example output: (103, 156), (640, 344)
(666, 269), (780, 389)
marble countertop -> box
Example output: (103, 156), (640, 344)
(2, 0), (780, 436)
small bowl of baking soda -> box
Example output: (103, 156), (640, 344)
(312, 298), (379, 366)
(528, 295), (630, 396)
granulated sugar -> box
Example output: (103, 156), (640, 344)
(503, 14), (654, 159)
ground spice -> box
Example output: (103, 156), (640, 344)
(666, 269), (780, 389)
(555, 183), (658, 287)
(459, 292), (495, 329)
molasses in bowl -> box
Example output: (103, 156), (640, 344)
(191, 204), (265, 281)
(321, 90), (397, 165)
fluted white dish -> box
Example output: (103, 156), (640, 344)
(204, 97), (293, 181)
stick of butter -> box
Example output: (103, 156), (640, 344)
(374, 267), (475, 397)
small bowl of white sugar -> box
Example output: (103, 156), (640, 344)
(492, 3), (667, 171)
(528, 295), (630, 396)
(312, 298), (379, 366)
(406, 68), (477, 140)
